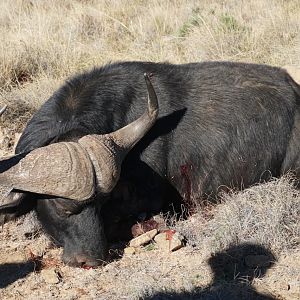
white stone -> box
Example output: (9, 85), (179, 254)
(124, 247), (136, 255)
(129, 229), (158, 247)
(154, 230), (183, 252)
(41, 269), (61, 284)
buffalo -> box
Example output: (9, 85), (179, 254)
(0, 61), (300, 267)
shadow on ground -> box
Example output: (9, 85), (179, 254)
(0, 261), (35, 288)
(145, 243), (276, 300)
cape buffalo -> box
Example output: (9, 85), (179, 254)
(0, 61), (300, 267)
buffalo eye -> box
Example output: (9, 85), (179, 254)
(50, 198), (86, 217)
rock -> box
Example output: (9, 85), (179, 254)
(124, 247), (136, 255)
(41, 268), (61, 284)
(245, 255), (272, 268)
(154, 230), (184, 252)
(129, 229), (158, 247)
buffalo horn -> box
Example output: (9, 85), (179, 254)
(78, 73), (159, 193)
(0, 142), (95, 200)
(0, 74), (158, 200)
(109, 73), (159, 149)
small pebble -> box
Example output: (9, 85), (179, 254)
(41, 268), (61, 284)
(129, 229), (158, 247)
(124, 247), (136, 255)
(154, 230), (184, 252)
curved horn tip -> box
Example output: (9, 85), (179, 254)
(0, 105), (7, 116)
(144, 72), (152, 78)
(143, 73), (158, 117)
(143, 73), (154, 86)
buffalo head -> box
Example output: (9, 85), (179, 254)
(0, 74), (159, 267)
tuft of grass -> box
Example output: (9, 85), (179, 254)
(219, 13), (243, 32)
(178, 8), (201, 37)
(0, 0), (299, 96)
(176, 176), (300, 255)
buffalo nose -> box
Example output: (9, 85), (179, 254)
(63, 253), (101, 268)
(75, 254), (90, 266)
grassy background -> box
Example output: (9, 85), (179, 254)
(1, 0), (300, 152)
(0, 0), (300, 299)
(1, 0), (300, 96)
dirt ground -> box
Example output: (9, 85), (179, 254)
(0, 181), (299, 299)
(0, 216), (299, 299)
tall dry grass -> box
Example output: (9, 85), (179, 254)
(1, 0), (300, 92)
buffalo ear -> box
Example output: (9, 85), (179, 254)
(0, 192), (36, 226)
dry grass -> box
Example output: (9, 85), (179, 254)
(0, 0), (300, 91)
(0, 0), (300, 299)
(1, 0), (300, 140)
(175, 176), (300, 255)
(1, 0), (300, 149)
